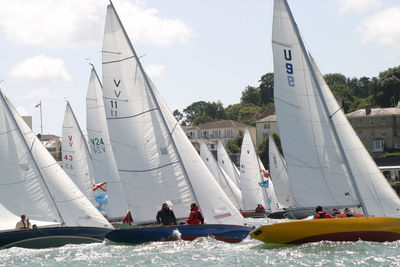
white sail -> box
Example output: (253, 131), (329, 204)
(273, 0), (400, 217)
(62, 102), (95, 204)
(86, 67), (130, 221)
(102, 3), (245, 225)
(258, 156), (281, 212)
(199, 138), (243, 210)
(268, 134), (294, 207)
(0, 90), (112, 230)
(217, 139), (241, 187)
(239, 127), (268, 211)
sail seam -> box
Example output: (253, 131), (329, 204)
(107, 107), (158, 120)
(103, 56), (135, 65)
(119, 161), (180, 172)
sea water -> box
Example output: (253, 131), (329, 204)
(1, 217), (399, 267)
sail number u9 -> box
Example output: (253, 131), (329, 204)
(284, 49), (295, 87)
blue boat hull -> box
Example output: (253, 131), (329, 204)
(0, 227), (113, 249)
(105, 224), (252, 244)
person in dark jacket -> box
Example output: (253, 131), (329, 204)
(156, 203), (177, 226)
(314, 205), (335, 219)
(186, 203), (204, 225)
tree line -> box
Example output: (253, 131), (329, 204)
(174, 66), (400, 167)
(174, 65), (400, 127)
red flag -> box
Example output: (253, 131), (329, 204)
(34, 103), (41, 108)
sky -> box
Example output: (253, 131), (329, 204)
(0, 0), (399, 136)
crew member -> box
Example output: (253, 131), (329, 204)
(156, 203), (177, 226)
(15, 215), (32, 230)
(314, 206), (334, 219)
(186, 203), (204, 225)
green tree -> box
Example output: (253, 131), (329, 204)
(173, 109), (183, 122)
(225, 131), (244, 154)
(183, 101), (226, 125)
(240, 86), (261, 106)
(257, 132), (282, 169)
(193, 114), (214, 125)
(259, 73), (274, 105)
(324, 73), (347, 86)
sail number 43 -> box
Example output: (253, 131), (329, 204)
(284, 49), (295, 87)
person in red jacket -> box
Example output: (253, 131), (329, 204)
(186, 203), (204, 225)
(314, 205), (335, 219)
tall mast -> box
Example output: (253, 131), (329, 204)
(107, 1), (200, 205)
(0, 90), (65, 224)
(281, 0), (367, 215)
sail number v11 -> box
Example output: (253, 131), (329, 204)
(284, 49), (295, 87)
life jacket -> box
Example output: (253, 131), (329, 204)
(123, 211), (133, 224)
(315, 211), (334, 219)
(186, 206), (204, 225)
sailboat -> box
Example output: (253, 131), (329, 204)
(0, 90), (113, 249)
(199, 138), (243, 210)
(62, 102), (95, 204)
(217, 139), (241, 188)
(239, 127), (280, 217)
(101, 1), (251, 243)
(251, 0), (400, 244)
(86, 66), (130, 223)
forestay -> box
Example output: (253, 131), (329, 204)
(199, 138), (242, 210)
(102, 3), (245, 225)
(86, 67), (130, 221)
(217, 139), (241, 188)
(62, 102), (95, 204)
(268, 134), (295, 208)
(273, 0), (400, 217)
(0, 90), (111, 230)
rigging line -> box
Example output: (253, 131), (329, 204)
(170, 122), (178, 135)
(119, 161), (180, 173)
(329, 107), (343, 119)
(103, 55), (135, 65)
(107, 107), (158, 120)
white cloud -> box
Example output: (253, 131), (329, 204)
(0, 0), (193, 47)
(26, 88), (53, 100)
(117, 1), (194, 46)
(358, 7), (400, 49)
(338, 0), (381, 14)
(9, 55), (71, 82)
(144, 64), (165, 77)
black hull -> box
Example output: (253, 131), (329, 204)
(0, 227), (112, 249)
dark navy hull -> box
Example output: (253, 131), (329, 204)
(105, 224), (252, 244)
(0, 227), (113, 249)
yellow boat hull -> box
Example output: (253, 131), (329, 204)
(250, 217), (400, 244)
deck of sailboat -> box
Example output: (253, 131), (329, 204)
(250, 217), (400, 244)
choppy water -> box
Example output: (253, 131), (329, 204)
(1, 218), (400, 267)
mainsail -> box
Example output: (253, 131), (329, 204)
(217, 139), (241, 188)
(199, 138), (243, 210)
(102, 3), (245, 225)
(268, 134), (294, 208)
(62, 102), (95, 204)
(273, 0), (400, 217)
(86, 67), (130, 221)
(0, 90), (111, 229)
